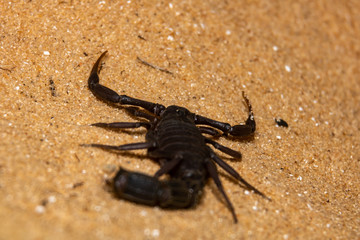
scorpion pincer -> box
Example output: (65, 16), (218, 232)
(83, 51), (270, 223)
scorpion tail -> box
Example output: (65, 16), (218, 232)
(113, 168), (199, 208)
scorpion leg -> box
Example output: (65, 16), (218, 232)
(210, 151), (270, 200)
(88, 51), (166, 115)
(91, 121), (150, 129)
(194, 92), (255, 137)
(204, 158), (238, 223)
(125, 107), (156, 122)
(154, 154), (183, 178)
(205, 138), (242, 158)
(81, 141), (155, 151)
(198, 126), (221, 137)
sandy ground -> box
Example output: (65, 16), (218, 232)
(0, 1), (359, 239)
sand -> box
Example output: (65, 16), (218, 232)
(0, 1), (359, 239)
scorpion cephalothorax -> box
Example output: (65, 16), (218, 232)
(83, 51), (269, 223)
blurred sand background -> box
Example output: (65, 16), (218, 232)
(0, 1), (359, 239)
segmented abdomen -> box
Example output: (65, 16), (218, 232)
(150, 118), (209, 199)
(154, 119), (209, 159)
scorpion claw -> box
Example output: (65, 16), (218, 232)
(227, 92), (256, 136)
(228, 124), (254, 137)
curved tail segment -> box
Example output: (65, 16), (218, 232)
(113, 168), (200, 208)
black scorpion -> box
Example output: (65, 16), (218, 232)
(83, 51), (269, 223)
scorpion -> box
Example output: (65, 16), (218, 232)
(83, 51), (269, 223)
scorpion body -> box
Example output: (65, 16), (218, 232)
(84, 51), (269, 223)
